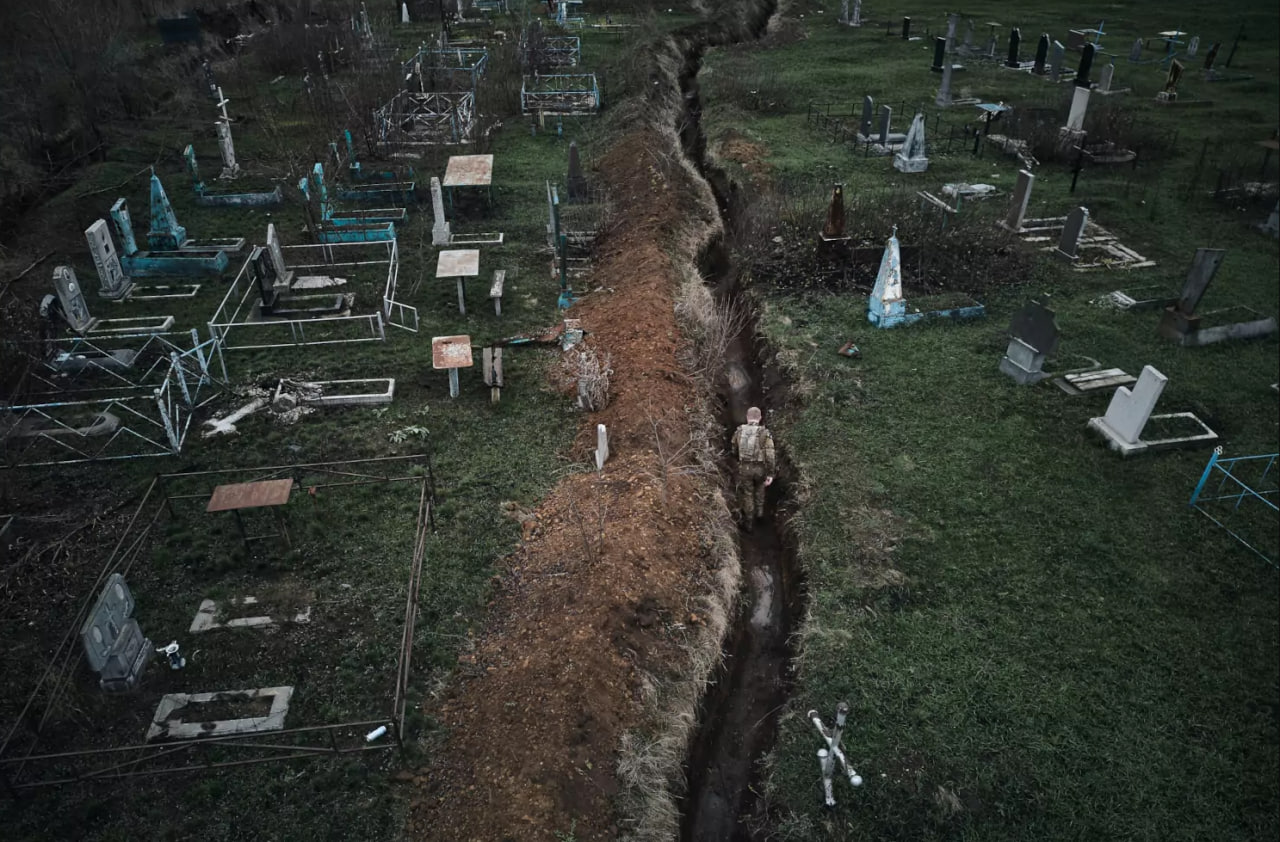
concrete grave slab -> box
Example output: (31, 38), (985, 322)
(188, 595), (312, 634)
(146, 686), (294, 741)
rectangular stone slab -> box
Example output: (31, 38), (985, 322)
(436, 249), (481, 278)
(146, 686), (293, 741)
(442, 154), (494, 187)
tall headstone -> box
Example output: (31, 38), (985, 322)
(1203, 42), (1220, 71)
(265, 223), (295, 288)
(1033, 33), (1050, 74)
(1098, 62), (1115, 93)
(893, 113), (928, 173)
(216, 121), (240, 179)
(1065, 85), (1091, 131)
(945, 14), (959, 51)
(877, 105), (892, 145)
(1186, 35), (1199, 57)
(935, 60), (953, 107)
(932, 37), (946, 72)
(851, 0), (861, 27)
(147, 174), (187, 252)
(867, 227), (906, 326)
(859, 95), (874, 138)
(109, 198), (139, 257)
(1001, 169), (1035, 232)
(1157, 60), (1183, 101)
(52, 266), (95, 333)
(430, 177), (451, 246)
(822, 184), (847, 240)
(1095, 366), (1168, 445)
(1172, 248), (1226, 317)
(183, 144), (205, 194)
(1055, 206), (1089, 260)
(902, 17), (911, 41)
(566, 141), (586, 200)
(401, 2), (410, 23)
(1128, 38), (1143, 62)
(1075, 43), (1095, 87)
(1050, 40), (1066, 81)
(1006, 27), (1021, 68)
(85, 220), (131, 300)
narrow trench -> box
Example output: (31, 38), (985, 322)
(671, 5), (799, 840)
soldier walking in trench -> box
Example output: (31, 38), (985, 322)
(732, 406), (775, 529)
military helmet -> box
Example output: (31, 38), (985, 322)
(746, 406), (762, 423)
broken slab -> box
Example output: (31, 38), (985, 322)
(272, 378), (396, 408)
(188, 596), (312, 634)
(1054, 367), (1137, 396)
(146, 686), (294, 741)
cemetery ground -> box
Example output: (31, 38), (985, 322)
(696, 0), (1279, 839)
(0, 1), (1277, 841)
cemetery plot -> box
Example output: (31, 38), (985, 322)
(1018, 214), (1156, 270)
(375, 91), (476, 150)
(520, 74), (600, 115)
(207, 238), (403, 349)
(0, 457), (432, 789)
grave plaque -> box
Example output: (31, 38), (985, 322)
(85, 219), (131, 300)
(52, 266), (94, 333)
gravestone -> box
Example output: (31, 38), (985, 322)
(402, 2), (410, 23)
(999, 299), (1059, 385)
(1186, 36), (1199, 57)
(1065, 85), (1091, 132)
(183, 144), (206, 195)
(1157, 60), (1183, 101)
(851, 0), (861, 27)
(216, 121), (239, 179)
(1001, 169), (1035, 232)
(482, 346), (503, 403)
(147, 174), (187, 251)
(1055, 206), (1089, 260)
(1093, 365), (1168, 446)
(945, 14), (959, 51)
(431, 177), (451, 246)
(249, 246), (280, 312)
(1033, 33), (1050, 74)
(893, 114), (928, 173)
(1203, 42), (1219, 70)
(567, 141), (586, 200)
(595, 423), (609, 471)
(1075, 43), (1095, 87)
(85, 219), (131, 300)
(902, 17), (911, 40)
(985, 32), (997, 59)
(1065, 29), (1087, 52)
(1098, 62), (1115, 93)
(1050, 40), (1066, 81)
(867, 227), (906, 327)
(265, 223), (295, 288)
(935, 60), (953, 107)
(52, 266), (95, 333)
(932, 37), (946, 73)
(839, 0), (848, 24)
(1261, 202), (1280, 238)
(110, 198), (139, 256)
(1006, 27), (1021, 68)
(1157, 248), (1226, 339)
(963, 19), (974, 51)
(822, 184), (847, 239)
(859, 95), (874, 137)
(1129, 38), (1143, 62)
(878, 105), (892, 145)
(79, 573), (153, 692)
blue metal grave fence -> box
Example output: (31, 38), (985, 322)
(1188, 447), (1279, 565)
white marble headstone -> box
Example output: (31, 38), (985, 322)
(1099, 365), (1167, 444)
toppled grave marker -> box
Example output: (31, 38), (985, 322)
(189, 595), (312, 634)
(147, 687), (294, 741)
(80, 573), (153, 692)
(1054, 368), (1137, 396)
(1088, 365), (1218, 456)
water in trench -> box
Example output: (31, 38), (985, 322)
(672, 14), (804, 840)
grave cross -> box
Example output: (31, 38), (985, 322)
(809, 703), (862, 807)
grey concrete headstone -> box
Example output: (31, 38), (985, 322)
(1099, 62), (1115, 93)
(859, 95), (874, 137)
(878, 105), (892, 145)
(1003, 169), (1035, 231)
(85, 219), (130, 300)
(1051, 41), (1066, 81)
(52, 266), (94, 333)
(1129, 38), (1143, 62)
(1175, 248), (1226, 315)
(80, 573), (136, 673)
(431, 177), (451, 246)
(1075, 43), (1095, 87)
(1009, 300), (1060, 355)
(1056, 207), (1089, 259)
(936, 60), (953, 107)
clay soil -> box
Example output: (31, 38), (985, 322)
(405, 127), (723, 841)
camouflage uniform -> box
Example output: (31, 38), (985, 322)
(732, 421), (776, 522)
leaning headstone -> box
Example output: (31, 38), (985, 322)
(1128, 38), (1143, 62)
(1055, 206), (1089, 261)
(1065, 85), (1091, 132)
(147, 174), (187, 251)
(821, 184), (847, 239)
(999, 299), (1059, 385)
(85, 219), (131, 300)
(1005, 27), (1021, 68)
(52, 266), (95, 333)
(1033, 33), (1050, 74)
(79, 574), (153, 692)
(1098, 62), (1115, 93)
(1203, 42), (1220, 71)
(265, 223), (295, 288)
(859, 95), (874, 138)
(932, 37), (946, 73)
(1075, 43), (1095, 87)
(935, 60), (953, 107)
(216, 121), (240, 179)
(430, 177), (451, 246)
(1050, 40), (1066, 81)
(1090, 365), (1168, 447)
(877, 105), (892, 145)
(1001, 169), (1035, 232)
(109, 198), (139, 257)
(567, 141), (586, 200)
(1186, 35), (1199, 57)
(1157, 60), (1184, 102)
(893, 113), (928, 173)
(1157, 248), (1226, 340)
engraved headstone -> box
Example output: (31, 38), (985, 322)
(52, 266), (94, 333)
(1186, 35), (1200, 58)
(216, 121), (240, 179)
(893, 113), (929, 173)
(431, 177), (451, 246)
(85, 219), (130, 300)
(1000, 300), (1059, 385)
(183, 144), (205, 193)
(109, 198), (140, 256)
(1055, 206), (1089, 260)
(79, 573), (153, 692)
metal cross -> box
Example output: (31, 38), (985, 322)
(809, 702), (862, 807)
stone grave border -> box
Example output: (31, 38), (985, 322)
(1018, 216), (1156, 270)
(0, 455), (434, 790)
(208, 238), (402, 350)
(1, 329), (224, 468)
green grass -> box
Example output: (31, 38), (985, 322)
(698, 1), (1280, 839)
